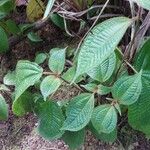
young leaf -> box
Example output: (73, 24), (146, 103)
(112, 71), (142, 105)
(87, 53), (116, 82)
(132, 0), (150, 10)
(91, 105), (117, 133)
(40, 75), (61, 100)
(48, 48), (66, 74)
(15, 61), (43, 100)
(61, 93), (94, 131)
(97, 85), (111, 95)
(35, 53), (47, 64)
(62, 129), (85, 150)
(3, 71), (16, 86)
(0, 26), (9, 53)
(62, 65), (84, 83)
(0, 94), (8, 120)
(27, 32), (43, 42)
(74, 17), (132, 80)
(81, 83), (97, 93)
(81, 83), (111, 95)
(12, 91), (33, 116)
(37, 101), (64, 140)
(43, 0), (55, 19)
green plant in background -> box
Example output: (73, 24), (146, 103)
(0, 0), (150, 149)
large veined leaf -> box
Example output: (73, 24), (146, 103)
(37, 101), (64, 140)
(40, 75), (61, 100)
(112, 71), (142, 105)
(87, 53), (116, 82)
(12, 91), (33, 116)
(0, 94), (8, 120)
(62, 129), (85, 150)
(26, 0), (45, 22)
(134, 38), (150, 71)
(74, 17), (132, 80)
(0, 27), (9, 53)
(91, 104), (117, 133)
(128, 39), (150, 136)
(61, 93), (94, 131)
(128, 86), (150, 136)
(132, 0), (150, 10)
(15, 61), (43, 100)
(48, 48), (66, 74)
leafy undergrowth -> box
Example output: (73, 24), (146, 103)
(0, 0), (150, 150)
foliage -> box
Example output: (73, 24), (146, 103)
(0, 0), (150, 149)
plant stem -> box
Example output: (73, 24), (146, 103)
(43, 71), (84, 92)
(116, 47), (138, 74)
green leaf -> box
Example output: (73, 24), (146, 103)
(89, 123), (117, 142)
(81, 83), (111, 95)
(62, 129), (85, 150)
(128, 87), (150, 136)
(81, 83), (97, 93)
(0, 0), (15, 13)
(87, 53), (116, 82)
(35, 53), (47, 64)
(0, 26), (9, 53)
(40, 75), (61, 100)
(112, 71), (142, 105)
(134, 38), (150, 71)
(5, 19), (20, 34)
(27, 32), (43, 42)
(62, 65), (84, 83)
(48, 48), (66, 74)
(37, 101), (64, 140)
(61, 93), (94, 131)
(132, 0), (150, 10)
(91, 104), (117, 133)
(128, 39), (150, 136)
(97, 85), (111, 95)
(0, 94), (8, 120)
(43, 0), (55, 19)
(0, 11), (7, 20)
(74, 17), (132, 80)
(15, 60), (43, 100)
(50, 13), (65, 29)
(12, 91), (33, 116)
(3, 71), (16, 86)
